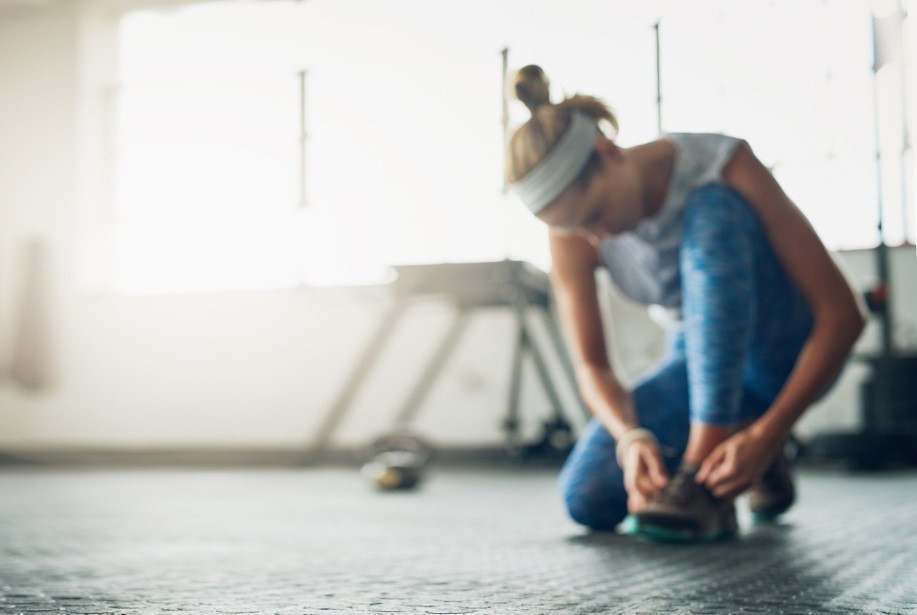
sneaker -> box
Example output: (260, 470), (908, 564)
(748, 445), (795, 523)
(634, 466), (738, 542)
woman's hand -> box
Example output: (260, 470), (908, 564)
(696, 427), (782, 498)
(622, 438), (669, 513)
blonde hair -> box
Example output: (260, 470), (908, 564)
(505, 65), (619, 187)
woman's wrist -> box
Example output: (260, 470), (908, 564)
(746, 416), (786, 448)
(615, 427), (657, 467)
(611, 421), (640, 442)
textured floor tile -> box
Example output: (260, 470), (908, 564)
(0, 466), (916, 614)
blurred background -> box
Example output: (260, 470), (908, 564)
(0, 0), (914, 465)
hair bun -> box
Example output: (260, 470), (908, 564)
(513, 65), (551, 114)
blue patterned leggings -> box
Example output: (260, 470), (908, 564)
(558, 184), (815, 530)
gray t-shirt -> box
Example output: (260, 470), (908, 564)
(598, 132), (745, 328)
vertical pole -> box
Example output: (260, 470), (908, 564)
(299, 69), (308, 209)
(654, 21), (663, 134)
(500, 48), (513, 261)
(899, 9), (913, 243)
(504, 297), (526, 455)
(104, 84), (120, 222)
(501, 48), (510, 194)
(871, 17), (895, 357)
(103, 83), (121, 291)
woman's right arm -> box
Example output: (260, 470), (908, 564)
(548, 231), (637, 440)
(550, 231), (669, 509)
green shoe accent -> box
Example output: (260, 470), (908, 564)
(620, 514), (641, 535)
(638, 523), (697, 543)
(638, 522), (737, 544)
(751, 508), (785, 524)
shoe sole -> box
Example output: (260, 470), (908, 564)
(622, 515), (737, 543)
(751, 503), (792, 524)
(750, 495), (795, 524)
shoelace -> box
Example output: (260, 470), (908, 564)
(656, 471), (696, 506)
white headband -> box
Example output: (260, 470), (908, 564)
(511, 111), (599, 215)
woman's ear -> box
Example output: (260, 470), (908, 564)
(594, 136), (622, 161)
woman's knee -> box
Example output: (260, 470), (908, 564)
(682, 184), (759, 263)
(683, 183), (754, 224)
(558, 424), (628, 530)
(560, 477), (628, 531)
(680, 185), (759, 339)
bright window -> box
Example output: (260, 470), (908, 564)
(110, 0), (899, 295)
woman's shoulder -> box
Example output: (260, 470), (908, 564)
(549, 231), (602, 273)
(662, 132), (747, 188)
(663, 131), (744, 155)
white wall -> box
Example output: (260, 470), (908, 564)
(0, 0), (914, 452)
(0, 0), (79, 441)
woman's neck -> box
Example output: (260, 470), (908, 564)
(628, 139), (676, 220)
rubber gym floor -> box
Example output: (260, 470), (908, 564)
(1, 463), (915, 614)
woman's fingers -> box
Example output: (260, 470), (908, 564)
(696, 446), (725, 483)
(635, 474), (658, 497)
(628, 492), (648, 514)
(641, 447), (669, 489)
(711, 477), (750, 499)
(705, 458), (737, 488)
(633, 464), (663, 499)
(623, 442), (669, 503)
(700, 443), (741, 488)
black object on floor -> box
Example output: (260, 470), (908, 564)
(804, 353), (917, 469)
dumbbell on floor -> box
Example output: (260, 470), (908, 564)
(361, 431), (433, 491)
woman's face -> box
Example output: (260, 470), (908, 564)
(537, 139), (643, 247)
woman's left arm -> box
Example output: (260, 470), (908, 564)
(696, 142), (868, 497)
